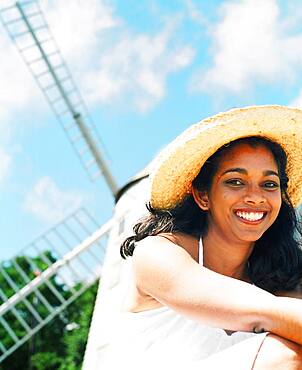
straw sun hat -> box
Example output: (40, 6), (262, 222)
(150, 105), (302, 210)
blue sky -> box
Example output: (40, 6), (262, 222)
(1, 0), (302, 260)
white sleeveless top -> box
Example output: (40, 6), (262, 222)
(103, 239), (267, 369)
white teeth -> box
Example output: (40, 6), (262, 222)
(236, 211), (265, 221)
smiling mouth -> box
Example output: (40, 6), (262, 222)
(235, 211), (267, 222)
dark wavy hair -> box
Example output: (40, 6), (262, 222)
(120, 137), (302, 293)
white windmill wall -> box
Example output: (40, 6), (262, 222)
(82, 175), (150, 369)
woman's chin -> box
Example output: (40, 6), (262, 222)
(235, 232), (264, 243)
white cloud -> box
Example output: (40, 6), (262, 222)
(42, 0), (119, 62)
(190, 0), (302, 95)
(43, 1), (195, 112)
(0, 0), (119, 119)
(44, 0), (194, 112)
(0, 1), (195, 188)
(83, 20), (195, 112)
(1, 1), (195, 116)
(0, 33), (39, 122)
(23, 176), (87, 223)
(0, 28), (41, 183)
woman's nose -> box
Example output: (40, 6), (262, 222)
(243, 185), (265, 204)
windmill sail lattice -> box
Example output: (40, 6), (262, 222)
(0, 0), (118, 194)
(0, 208), (113, 363)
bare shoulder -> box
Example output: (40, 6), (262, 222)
(132, 235), (196, 277)
(132, 235), (200, 297)
(133, 233), (198, 266)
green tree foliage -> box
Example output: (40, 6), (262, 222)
(0, 252), (99, 370)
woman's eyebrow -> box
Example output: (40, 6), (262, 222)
(221, 168), (280, 177)
(263, 170), (279, 177)
(221, 168), (247, 175)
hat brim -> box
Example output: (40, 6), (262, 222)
(150, 105), (302, 209)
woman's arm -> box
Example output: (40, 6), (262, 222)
(133, 236), (302, 344)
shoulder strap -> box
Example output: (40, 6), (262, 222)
(199, 238), (204, 265)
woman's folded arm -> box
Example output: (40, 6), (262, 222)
(133, 236), (302, 344)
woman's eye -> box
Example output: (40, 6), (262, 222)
(263, 181), (279, 189)
(225, 179), (244, 186)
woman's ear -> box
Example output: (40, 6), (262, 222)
(192, 188), (210, 211)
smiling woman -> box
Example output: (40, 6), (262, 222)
(193, 141), (282, 247)
(106, 106), (302, 369)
